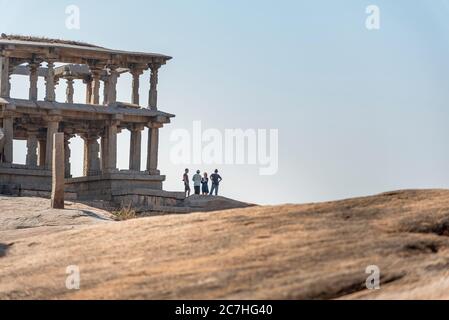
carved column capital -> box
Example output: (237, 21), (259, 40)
(130, 64), (146, 76)
(147, 122), (163, 129)
(82, 75), (93, 84)
(45, 115), (63, 123)
(131, 124), (146, 132)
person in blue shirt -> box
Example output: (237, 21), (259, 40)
(209, 169), (222, 196)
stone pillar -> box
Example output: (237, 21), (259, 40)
(45, 117), (60, 169)
(105, 121), (118, 172)
(66, 78), (75, 104)
(45, 60), (56, 102)
(64, 135), (72, 178)
(82, 133), (101, 176)
(147, 123), (161, 175)
(51, 133), (65, 209)
(84, 77), (92, 104)
(38, 138), (47, 167)
(0, 56), (11, 98)
(100, 134), (108, 172)
(2, 114), (13, 164)
(131, 67), (144, 105)
(29, 61), (41, 101)
(90, 68), (102, 105)
(26, 132), (38, 167)
(149, 63), (161, 110)
(129, 125), (143, 171)
(103, 76), (109, 105)
(107, 65), (118, 105)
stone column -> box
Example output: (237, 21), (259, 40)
(100, 133), (108, 173)
(64, 134), (72, 178)
(147, 123), (161, 175)
(82, 133), (101, 176)
(103, 76), (109, 105)
(131, 67), (144, 105)
(129, 125), (143, 171)
(45, 60), (56, 102)
(26, 132), (38, 167)
(65, 77), (75, 104)
(2, 114), (14, 164)
(107, 65), (118, 105)
(51, 133), (65, 209)
(90, 68), (102, 105)
(0, 56), (11, 98)
(105, 121), (118, 172)
(29, 61), (41, 101)
(45, 117), (60, 169)
(38, 138), (47, 167)
(149, 63), (161, 110)
(84, 77), (92, 104)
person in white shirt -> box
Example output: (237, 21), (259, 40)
(192, 170), (202, 195)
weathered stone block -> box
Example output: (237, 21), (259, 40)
(51, 133), (65, 209)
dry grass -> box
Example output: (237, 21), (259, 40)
(112, 204), (137, 221)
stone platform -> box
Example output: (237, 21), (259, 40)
(0, 165), (185, 210)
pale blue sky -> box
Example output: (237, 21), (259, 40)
(2, 0), (449, 205)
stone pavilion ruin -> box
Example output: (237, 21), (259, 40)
(0, 35), (185, 209)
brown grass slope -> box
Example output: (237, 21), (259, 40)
(2, 190), (449, 299)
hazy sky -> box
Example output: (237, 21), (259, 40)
(2, 0), (449, 205)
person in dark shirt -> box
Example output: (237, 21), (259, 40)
(183, 169), (191, 197)
(209, 169), (222, 196)
(201, 172), (209, 195)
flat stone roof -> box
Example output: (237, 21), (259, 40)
(0, 34), (172, 62)
(0, 34), (102, 48)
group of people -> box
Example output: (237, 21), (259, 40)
(183, 169), (223, 197)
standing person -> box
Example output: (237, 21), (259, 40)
(209, 169), (222, 196)
(201, 172), (209, 195)
(183, 169), (191, 197)
(192, 170), (202, 195)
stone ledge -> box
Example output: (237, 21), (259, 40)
(0, 166), (51, 176)
(0, 97), (175, 119)
(65, 173), (166, 184)
(111, 188), (185, 200)
(20, 189), (78, 201)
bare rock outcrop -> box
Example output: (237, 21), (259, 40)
(2, 190), (449, 299)
(183, 195), (254, 212)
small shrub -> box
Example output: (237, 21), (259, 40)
(112, 204), (137, 221)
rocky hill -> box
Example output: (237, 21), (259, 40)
(2, 190), (449, 299)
